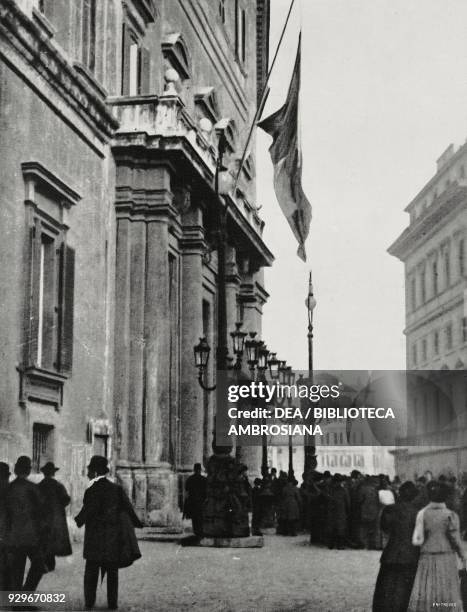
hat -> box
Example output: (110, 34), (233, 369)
(87, 455), (109, 475)
(40, 462), (59, 475)
(14, 455), (32, 475)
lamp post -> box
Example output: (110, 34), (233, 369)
(304, 271), (317, 474)
(257, 341), (270, 475)
(286, 367), (296, 478)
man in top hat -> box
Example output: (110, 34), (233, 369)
(6, 456), (46, 591)
(75, 455), (143, 610)
(38, 462), (72, 571)
(0, 462), (10, 590)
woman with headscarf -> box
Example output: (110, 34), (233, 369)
(372, 481), (419, 612)
(408, 480), (466, 612)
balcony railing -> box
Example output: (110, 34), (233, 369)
(108, 93), (264, 236)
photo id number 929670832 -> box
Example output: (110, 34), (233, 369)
(0, 591), (68, 608)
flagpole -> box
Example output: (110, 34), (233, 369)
(233, 0), (297, 194)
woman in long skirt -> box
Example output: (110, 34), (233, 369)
(372, 481), (419, 612)
(408, 480), (466, 612)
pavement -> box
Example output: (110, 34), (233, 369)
(32, 535), (381, 612)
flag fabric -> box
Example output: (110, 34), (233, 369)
(258, 34), (311, 261)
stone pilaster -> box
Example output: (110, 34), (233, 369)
(179, 205), (206, 472)
(113, 160), (182, 529)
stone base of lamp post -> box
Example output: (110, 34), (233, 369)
(202, 451), (251, 538)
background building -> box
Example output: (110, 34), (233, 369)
(389, 142), (467, 479)
(0, 0), (272, 528)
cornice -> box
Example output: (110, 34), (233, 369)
(0, 0), (118, 143)
(388, 186), (467, 261)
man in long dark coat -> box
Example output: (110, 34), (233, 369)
(325, 474), (350, 549)
(6, 456), (46, 590)
(357, 475), (380, 549)
(75, 455), (142, 610)
(0, 462), (10, 590)
(38, 462), (72, 571)
(184, 463), (207, 537)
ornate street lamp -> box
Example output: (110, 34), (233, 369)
(257, 342), (269, 372)
(278, 361), (288, 385)
(231, 322), (247, 355)
(268, 352), (280, 380)
(245, 332), (260, 371)
(194, 337), (211, 370)
(230, 322), (247, 369)
(193, 337), (216, 391)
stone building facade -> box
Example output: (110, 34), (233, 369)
(0, 0), (272, 528)
(389, 143), (467, 480)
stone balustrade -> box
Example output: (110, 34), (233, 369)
(108, 93), (264, 237)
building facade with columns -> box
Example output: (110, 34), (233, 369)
(0, 0), (272, 528)
(389, 143), (467, 480)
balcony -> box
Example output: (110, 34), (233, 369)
(108, 93), (266, 242)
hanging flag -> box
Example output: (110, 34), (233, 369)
(258, 33), (311, 261)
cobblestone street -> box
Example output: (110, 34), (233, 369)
(37, 535), (381, 612)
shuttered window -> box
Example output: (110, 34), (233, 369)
(121, 23), (150, 96)
(24, 218), (74, 375)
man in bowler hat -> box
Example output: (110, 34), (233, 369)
(6, 456), (46, 590)
(38, 462), (72, 571)
(75, 455), (143, 610)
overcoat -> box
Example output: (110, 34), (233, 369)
(6, 478), (45, 548)
(75, 478), (142, 568)
(38, 477), (72, 557)
(279, 483), (301, 521)
(325, 484), (350, 538)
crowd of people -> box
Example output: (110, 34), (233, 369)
(0, 455), (142, 611)
(1, 455), (467, 611)
(184, 465), (467, 611)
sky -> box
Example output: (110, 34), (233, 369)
(257, 0), (467, 371)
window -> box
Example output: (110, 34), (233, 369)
(444, 251), (450, 287)
(432, 261), (438, 296)
(32, 423), (54, 473)
(24, 215), (75, 374)
(121, 24), (150, 96)
(82, 0), (97, 73)
(412, 343), (418, 367)
(410, 277), (416, 311)
(445, 324), (453, 351)
(433, 331), (439, 355)
(333, 433), (338, 445)
(459, 240), (465, 276)
(420, 269), (426, 304)
(235, 2), (246, 63)
(422, 338), (427, 363)
(463, 317), (467, 343)
(219, 0), (226, 23)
